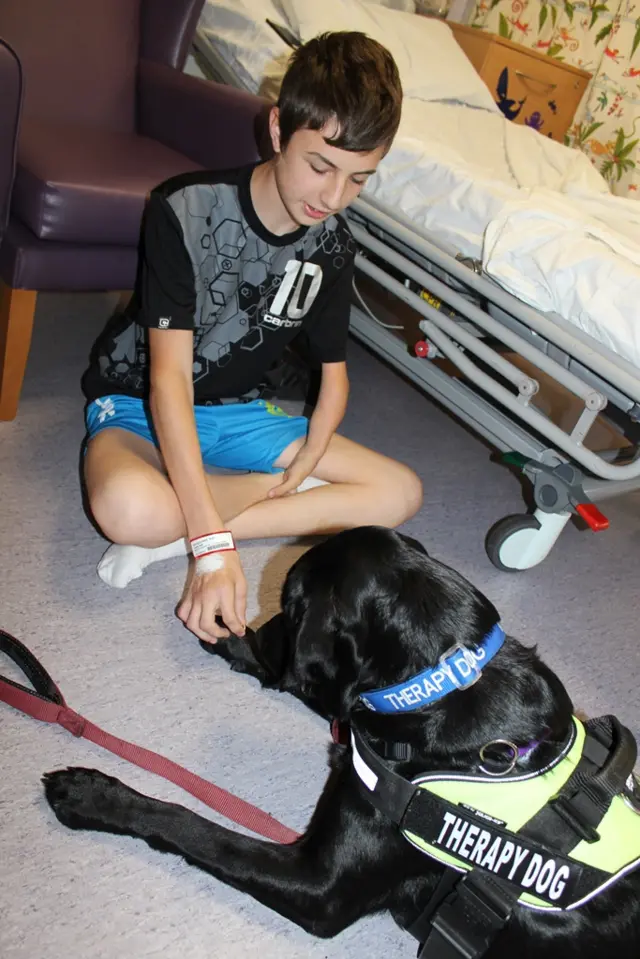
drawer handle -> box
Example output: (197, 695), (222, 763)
(514, 69), (557, 91)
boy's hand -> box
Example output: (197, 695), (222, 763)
(178, 550), (247, 643)
(268, 444), (321, 498)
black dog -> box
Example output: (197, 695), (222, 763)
(44, 527), (640, 957)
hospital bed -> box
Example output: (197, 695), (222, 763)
(190, 0), (640, 571)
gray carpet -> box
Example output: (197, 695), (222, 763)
(1, 293), (639, 959)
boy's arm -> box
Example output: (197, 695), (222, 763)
(269, 240), (355, 497)
(269, 361), (349, 497)
(307, 361), (349, 455)
(148, 329), (224, 537)
(139, 192), (246, 642)
(148, 330), (247, 642)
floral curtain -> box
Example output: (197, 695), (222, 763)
(469, 0), (640, 198)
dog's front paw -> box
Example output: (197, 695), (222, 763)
(43, 767), (131, 833)
(199, 634), (272, 684)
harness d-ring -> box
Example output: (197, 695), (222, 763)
(479, 739), (519, 777)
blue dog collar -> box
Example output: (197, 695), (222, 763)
(359, 624), (506, 714)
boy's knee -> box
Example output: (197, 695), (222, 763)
(378, 462), (423, 526)
(396, 464), (423, 523)
(88, 470), (164, 544)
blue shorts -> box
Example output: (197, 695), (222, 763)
(85, 395), (309, 474)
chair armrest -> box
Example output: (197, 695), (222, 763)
(137, 59), (271, 170)
(0, 39), (23, 243)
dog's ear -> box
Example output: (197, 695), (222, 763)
(289, 599), (368, 720)
(279, 545), (373, 719)
(251, 614), (290, 684)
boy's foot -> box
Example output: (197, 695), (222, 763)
(96, 476), (329, 588)
(97, 539), (188, 588)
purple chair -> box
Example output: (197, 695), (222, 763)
(0, 0), (269, 420)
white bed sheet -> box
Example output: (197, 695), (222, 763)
(197, 0), (640, 373)
(365, 99), (608, 259)
(370, 101), (640, 369)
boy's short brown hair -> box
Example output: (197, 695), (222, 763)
(277, 32), (402, 155)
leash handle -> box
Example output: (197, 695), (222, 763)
(0, 629), (300, 845)
(0, 629), (65, 705)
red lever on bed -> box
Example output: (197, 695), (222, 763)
(575, 503), (610, 532)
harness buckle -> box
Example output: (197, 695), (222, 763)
(439, 644), (483, 691)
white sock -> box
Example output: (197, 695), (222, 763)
(296, 475), (329, 493)
(97, 537), (189, 589)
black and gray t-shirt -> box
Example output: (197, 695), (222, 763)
(82, 165), (356, 405)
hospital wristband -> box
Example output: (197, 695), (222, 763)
(190, 530), (236, 559)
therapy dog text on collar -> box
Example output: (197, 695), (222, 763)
(359, 623), (505, 713)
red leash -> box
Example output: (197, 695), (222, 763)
(0, 628), (300, 844)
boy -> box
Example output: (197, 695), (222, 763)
(82, 32), (422, 644)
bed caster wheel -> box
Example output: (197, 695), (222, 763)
(485, 514), (543, 571)
(485, 510), (572, 571)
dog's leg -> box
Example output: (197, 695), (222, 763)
(43, 766), (395, 938)
(202, 619), (332, 721)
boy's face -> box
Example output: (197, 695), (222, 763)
(269, 108), (386, 228)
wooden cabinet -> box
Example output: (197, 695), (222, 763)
(447, 21), (591, 141)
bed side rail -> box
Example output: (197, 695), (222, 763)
(350, 198), (640, 407)
(349, 220), (640, 483)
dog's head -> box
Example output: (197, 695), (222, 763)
(255, 526), (573, 761)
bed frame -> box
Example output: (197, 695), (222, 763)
(191, 27), (640, 570)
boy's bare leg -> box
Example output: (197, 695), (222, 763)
(85, 429), (280, 545)
(86, 429), (422, 587)
(231, 434), (421, 536)
(85, 429), (285, 587)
